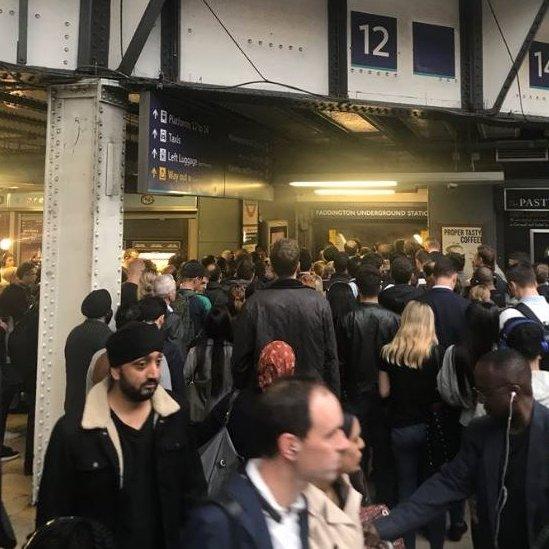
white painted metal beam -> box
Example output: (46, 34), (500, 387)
(33, 78), (126, 498)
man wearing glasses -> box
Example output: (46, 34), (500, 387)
(365, 349), (549, 549)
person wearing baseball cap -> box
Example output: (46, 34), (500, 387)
(37, 321), (206, 549)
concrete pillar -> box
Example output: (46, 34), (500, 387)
(33, 79), (126, 496)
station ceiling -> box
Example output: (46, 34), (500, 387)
(1, 71), (549, 192)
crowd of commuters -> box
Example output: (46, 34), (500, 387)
(0, 236), (548, 548)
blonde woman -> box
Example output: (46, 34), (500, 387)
(379, 300), (445, 549)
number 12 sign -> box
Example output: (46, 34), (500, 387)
(530, 41), (549, 89)
(351, 11), (397, 71)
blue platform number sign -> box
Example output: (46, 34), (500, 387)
(351, 11), (397, 71)
(413, 22), (455, 78)
(529, 41), (549, 89)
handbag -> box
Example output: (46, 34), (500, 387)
(360, 505), (405, 549)
(199, 391), (241, 498)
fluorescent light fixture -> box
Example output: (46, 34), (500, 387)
(290, 181), (397, 188)
(314, 189), (396, 196)
(321, 111), (378, 133)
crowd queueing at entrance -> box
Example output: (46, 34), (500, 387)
(0, 236), (548, 549)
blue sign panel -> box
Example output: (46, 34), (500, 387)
(138, 92), (270, 196)
(413, 22), (455, 78)
(529, 41), (549, 89)
(350, 11), (397, 71)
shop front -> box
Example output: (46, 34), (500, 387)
(503, 186), (549, 263)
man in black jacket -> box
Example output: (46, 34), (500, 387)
(0, 262), (36, 323)
(340, 265), (400, 505)
(379, 256), (425, 314)
(64, 290), (113, 419)
(419, 256), (469, 349)
(368, 349), (549, 549)
(37, 322), (206, 549)
(232, 238), (340, 395)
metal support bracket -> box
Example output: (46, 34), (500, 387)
(460, 0), (483, 112)
(77, 0), (111, 69)
(117, 0), (167, 76)
(161, 0), (180, 81)
(16, 0), (28, 65)
(487, 0), (549, 115)
(327, 0), (348, 98)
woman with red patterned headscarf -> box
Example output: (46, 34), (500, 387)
(257, 340), (295, 391)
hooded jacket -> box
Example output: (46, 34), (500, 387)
(36, 378), (206, 549)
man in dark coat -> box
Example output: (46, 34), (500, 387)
(37, 322), (206, 549)
(0, 262), (37, 323)
(64, 289), (113, 419)
(340, 265), (400, 506)
(379, 256), (425, 315)
(205, 266), (228, 307)
(419, 256), (469, 349)
(367, 349), (549, 549)
(232, 239), (340, 395)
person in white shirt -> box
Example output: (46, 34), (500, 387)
(503, 318), (549, 407)
(184, 378), (350, 549)
(499, 263), (549, 330)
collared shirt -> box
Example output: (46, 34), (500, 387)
(432, 284), (454, 291)
(246, 459), (305, 549)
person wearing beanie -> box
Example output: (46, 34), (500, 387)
(37, 321), (206, 549)
(139, 296), (184, 399)
(64, 289), (113, 419)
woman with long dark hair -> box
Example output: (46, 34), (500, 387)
(184, 306), (233, 421)
(437, 301), (500, 426)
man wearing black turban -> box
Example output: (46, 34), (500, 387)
(64, 289), (113, 419)
(37, 321), (206, 549)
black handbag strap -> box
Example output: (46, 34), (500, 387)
(515, 302), (548, 327)
(224, 390), (240, 426)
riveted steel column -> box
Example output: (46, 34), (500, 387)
(33, 78), (126, 498)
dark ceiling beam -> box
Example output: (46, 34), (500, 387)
(327, 0), (348, 97)
(367, 115), (447, 159)
(160, 0), (180, 81)
(486, 0), (549, 115)
(77, 0), (111, 69)
(460, 0), (483, 112)
(118, 0), (167, 76)
(0, 91), (47, 111)
(16, 0), (28, 65)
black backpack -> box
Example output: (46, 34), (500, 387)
(515, 302), (549, 371)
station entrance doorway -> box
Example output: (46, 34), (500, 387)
(309, 204), (429, 255)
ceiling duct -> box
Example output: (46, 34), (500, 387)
(496, 147), (548, 162)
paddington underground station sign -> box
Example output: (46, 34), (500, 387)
(312, 206), (428, 220)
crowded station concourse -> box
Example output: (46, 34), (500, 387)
(0, 233), (540, 549)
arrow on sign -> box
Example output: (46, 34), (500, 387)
(152, 129), (158, 139)
(152, 149), (157, 159)
(153, 109), (158, 119)
(151, 167), (157, 178)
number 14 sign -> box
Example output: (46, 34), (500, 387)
(351, 11), (397, 71)
(530, 41), (549, 89)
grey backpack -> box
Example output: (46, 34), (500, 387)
(199, 391), (241, 498)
